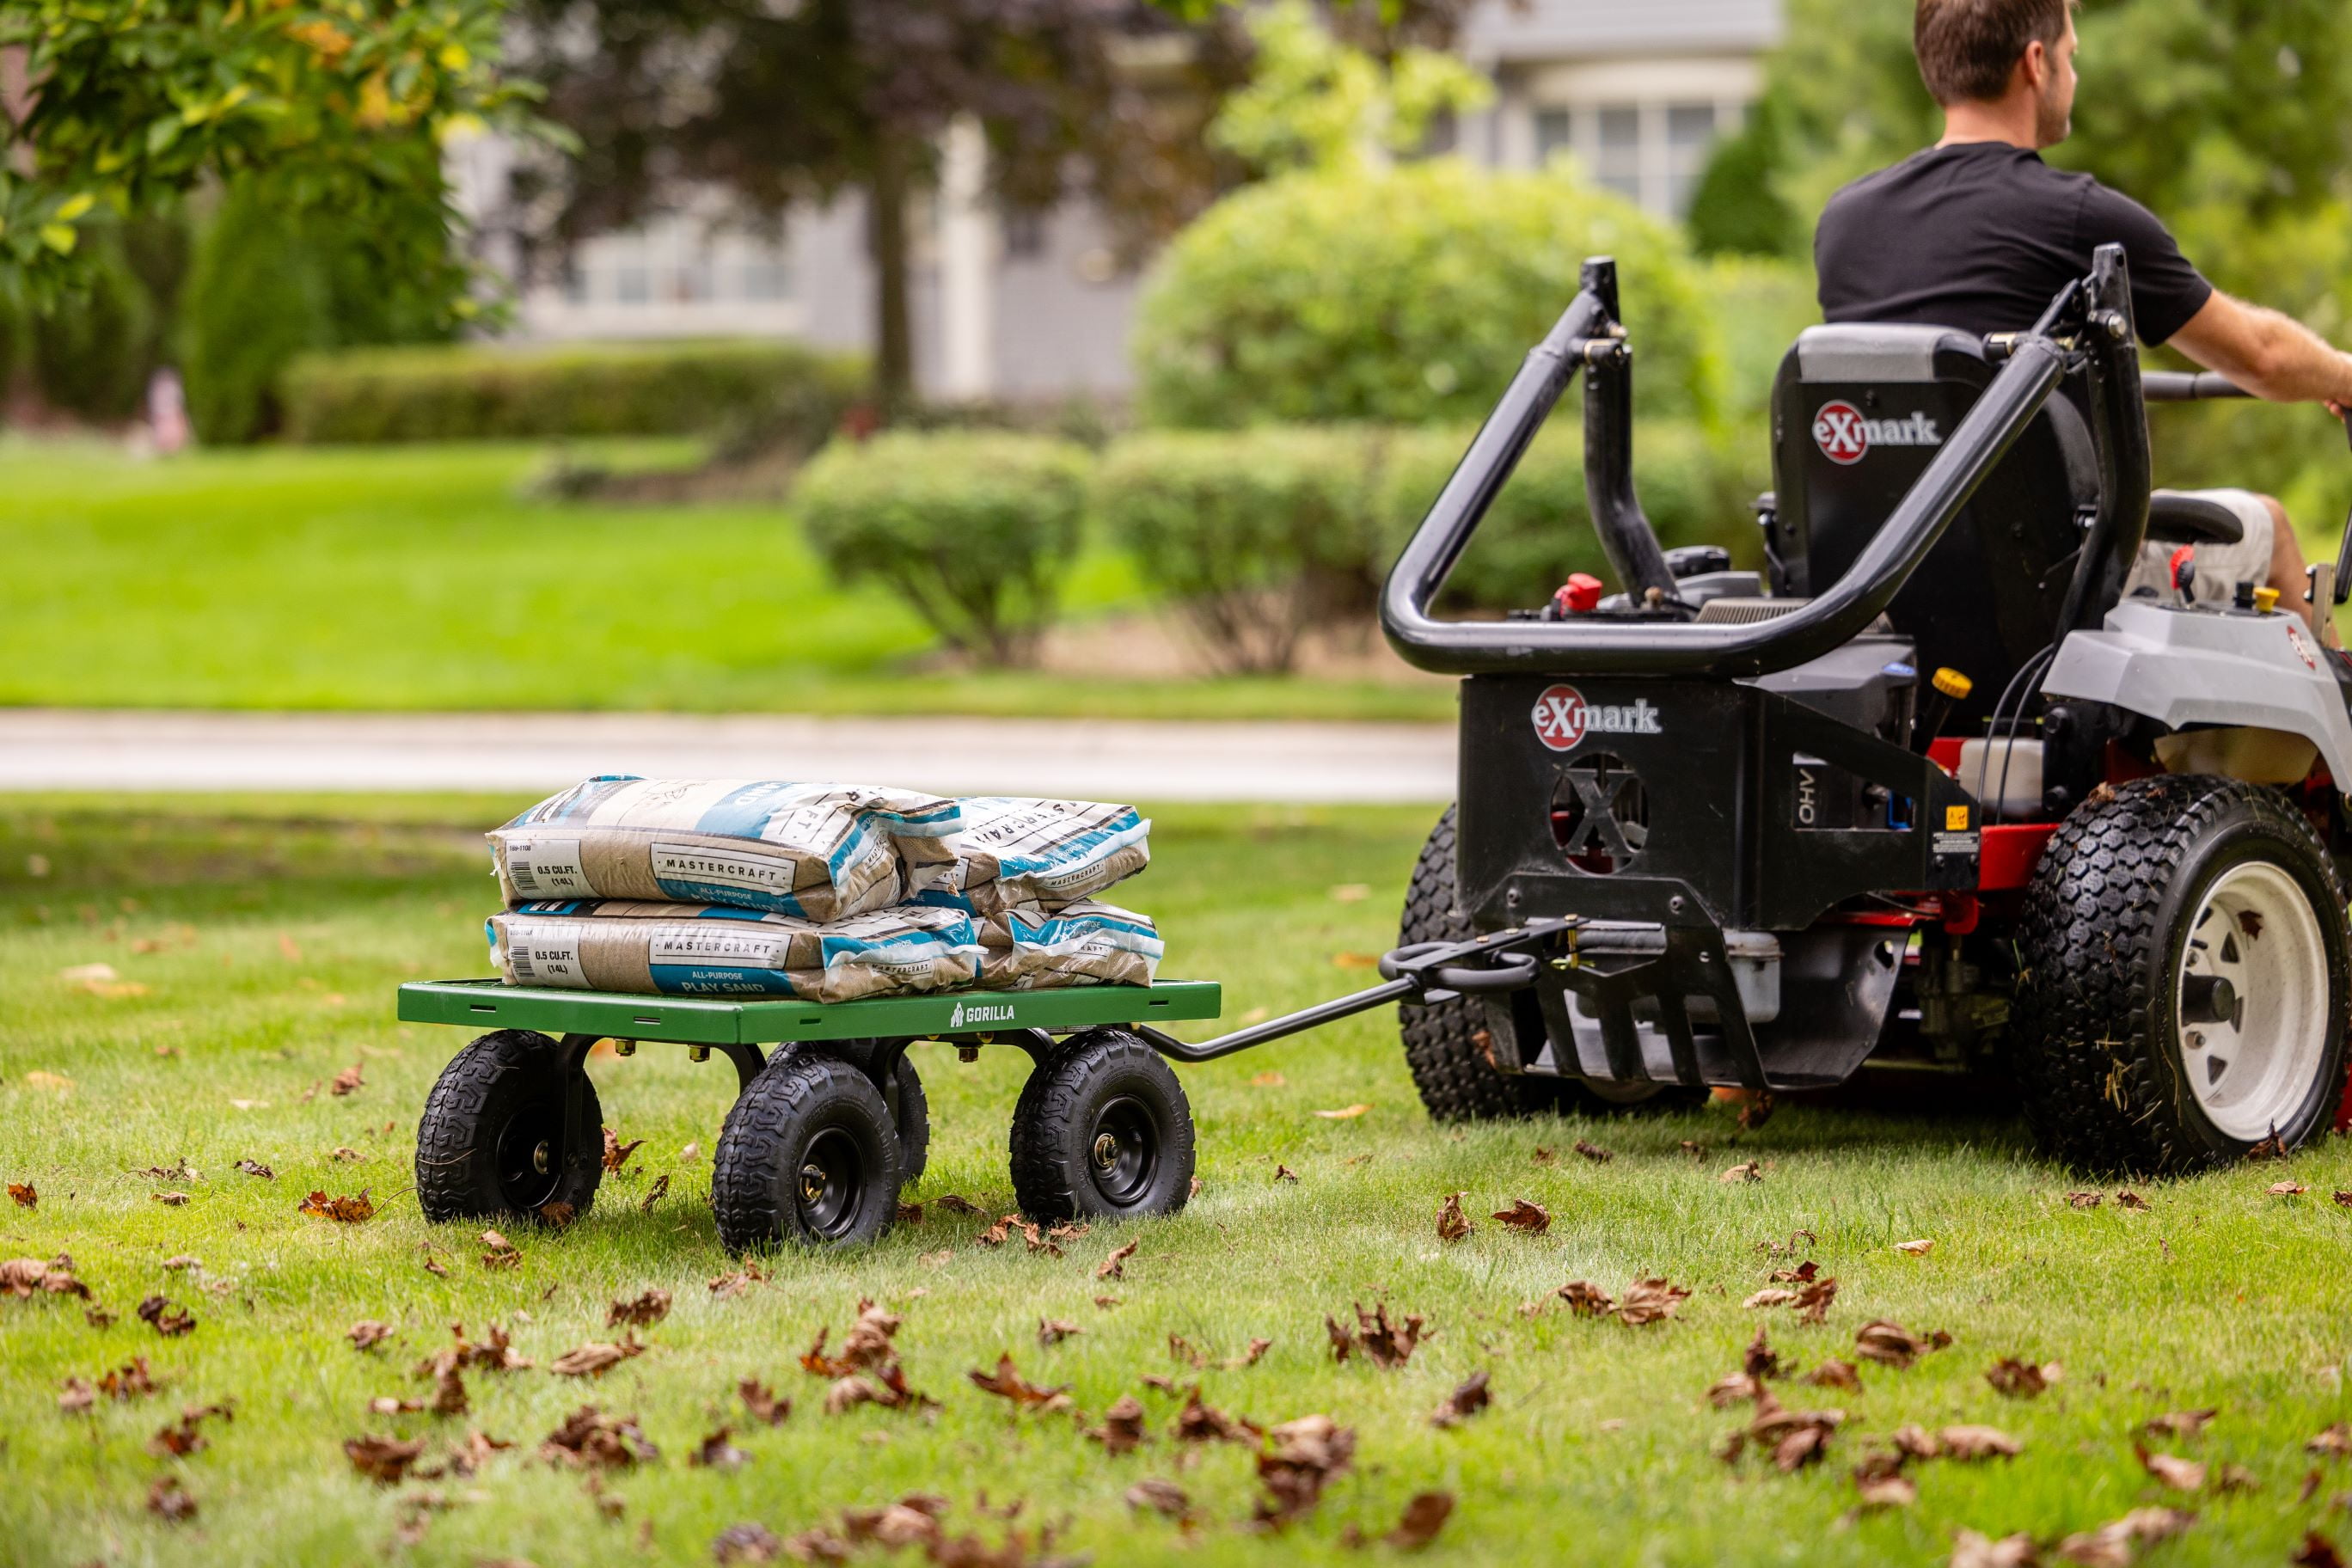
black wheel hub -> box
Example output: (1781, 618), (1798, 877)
(1087, 1096), (1158, 1207)
(795, 1127), (865, 1240)
(493, 1097), (565, 1210)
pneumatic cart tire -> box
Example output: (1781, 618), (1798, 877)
(1009, 1029), (1195, 1222)
(2014, 775), (2351, 1175)
(889, 1052), (930, 1191)
(416, 1029), (604, 1224)
(712, 1050), (901, 1253)
(1400, 806), (1700, 1120)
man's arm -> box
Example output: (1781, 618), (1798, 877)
(2169, 291), (2352, 411)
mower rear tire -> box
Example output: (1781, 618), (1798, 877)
(712, 1050), (902, 1252)
(1009, 1028), (1194, 1223)
(1399, 807), (1700, 1120)
(2013, 775), (2349, 1175)
(416, 1029), (604, 1225)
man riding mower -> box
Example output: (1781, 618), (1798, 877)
(1378, 242), (2352, 1177)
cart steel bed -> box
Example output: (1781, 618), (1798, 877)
(401, 977), (1224, 1252)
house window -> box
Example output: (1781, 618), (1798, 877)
(1528, 99), (1736, 218)
(739, 260), (792, 302)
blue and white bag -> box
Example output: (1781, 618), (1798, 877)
(981, 899), (1162, 990)
(488, 776), (961, 922)
(487, 900), (983, 1002)
(905, 797), (1150, 915)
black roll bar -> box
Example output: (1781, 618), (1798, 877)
(1380, 255), (2078, 679)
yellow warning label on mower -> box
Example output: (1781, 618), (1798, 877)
(1945, 805), (1970, 831)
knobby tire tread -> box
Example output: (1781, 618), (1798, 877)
(415, 1029), (603, 1223)
(711, 1050), (899, 1253)
(1008, 1030), (1193, 1222)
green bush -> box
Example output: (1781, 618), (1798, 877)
(280, 340), (865, 446)
(795, 432), (1092, 668)
(1372, 420), (1751, 612)
(30, 239), (154, 421)
(1133, 157), (1724, 433)
(1093, 427), (1378, 674)
(181, 185), (331, 442)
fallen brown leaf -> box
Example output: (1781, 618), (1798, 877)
(1616, 1277), (1692, 1326)
(607, 1289), (671, 1328)
(1796, 1277), (1841, 1324)
(1093, 1295), (1122, 1310)
(540, 1406), (658, 1469)
(707, 1257), (769, 1298)
(2116, 1191), (2149, 1210)
(934, 1195), (983, 1215)
(2, 1255), (92, 1300)
(966, 1352), (1072, 1411)
(136, 1295), (196, 1337)
(1531, 1146), (1556, 1165)
(152, 1191), (189, 1206)
(1173, 1387), (1262, 1446)
(2055, 1506), (2193, 1566)
(712, 1522), (784, 1565)
(1087, 1393), (1148, 1454)
(1855, 1319), (1949, 1369)
(1573, 1138), (1613, 1163)
(1986, 1357), (2060, 1398)
(1951, 1529), (2038, 1568)
(148, 1400), (234, 1457)
(1382, 1491), (1455, 1549)
(1253, 1414), (1356, 1528)
(99, 1356), (157, 1400)
(738, 1379), (789, 1426)
(1855, 1473), (1916, 1509)
(2068, 1190), (2104, 1210)
(1491, 1198), (1551, 1234)
(298, 1189), (375, 1223)
(1124, 1477), (1187, 1516)
(1895, 1239), (1934, 1256)
(2309, 1422), (2351, 1455)
(1743, 1289), (1799, 1309)
(57, 1375), (93, 1413)
(147, 1475), (198, 1522)
(1313, 1104), (1370, 1119)
(1720, 1387), (1843, 1472)
(1325, 1302), (1428, 1367)
(1939, 1424), (2022, 1461)
(1436, 1192), (1473, 1241)
(8, 1181), (33, 1209)
(2136, 1444), (2205, 1491)
(639, 1173), (671, 1211)
(1803, 1358), (1862, 1392)
(331, 1061), (364, 1096)
(550, 1331), (646, 1378)
(1430, 1370), (1491, 1429)
(602, 1127), (645, 1173)
(2143, 1408), (2217, 1441)
(689, 1427), (749, 1470)
(1098, 1240), (1138, 1281)
(478, 1230), (520, 1269)
(1557, 1280), (1614, 1318)
(2272, 1181), (2310, 1197)
(346, 1433), (429, 1484)
(2294, 1532), (2348, 1568)
(1037, 1318), (1082, 1347)
(1720, 1161), (1763, 1184)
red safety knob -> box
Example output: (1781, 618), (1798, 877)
(2170, 544), (2196, 597)
(1553, 573), (1606, 615)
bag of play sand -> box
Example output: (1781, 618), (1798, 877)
(903, 797), (1150, 915)
(980, 899), (1162, 990)
(488, 776), (960, 921)
(488, 901), (983, 1003)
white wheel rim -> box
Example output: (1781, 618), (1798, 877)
(2175, 860), (2330, 1142)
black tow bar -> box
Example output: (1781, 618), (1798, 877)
(1133, 916), (1579, 1064)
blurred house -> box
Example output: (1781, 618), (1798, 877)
(472, 0), (1782, 399)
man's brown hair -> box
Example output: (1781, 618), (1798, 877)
(1914, 0), (2074, 105)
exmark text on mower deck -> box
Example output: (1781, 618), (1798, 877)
(401, 242), (2352, 1256)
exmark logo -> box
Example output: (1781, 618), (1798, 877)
(1531, 684), (1663, 752)
(1812, 401), (1943, 466)
(947, 1000), (1015, 1028)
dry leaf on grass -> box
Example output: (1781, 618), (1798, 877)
(98, 1357), (157, 1400)
(1430, 1371), (1491, 1429)
(136, 1295), (196, 1337)
(152, 1191), (189, 1206)
(1098, 1240), (1138, 1281)
(1173, 1387), (1263, 1446)
(2294, 1533), (2348, 1568)
(1436, 1192), (1473, 1241)
(607, 1289), (671, 1328)
(346, 1433), (429, 1484)
(551, 1331), (646, 1378)
(147, 1400), (234, 1457)
(540, 1406), (658, 1469)
(2271, 1181), (2310, 1197)
(147, 1476), (197, 1523)
(2143, 1409), (2218, 1441)
(1744, 1289), (1799, 1309)
(1938, 1424), (2023, 1461)
(967, 1353), (1072, 1411)
(1273, 1163), (1299, 1184)
(330, 1061), (365, 1096)
(298, 1190), (375, 1223)
(1086, 1394), (1148, 1455)
(1124, 1478), (1188, 1517)
(2, 1255), (92, 1300)
(934, 1195), (983, 1216)
(1038, 1318), (1082, 1347)
(58, 1376), (95, 1414)
(8, 1182), (33, 1209)
(1720, 1387), (1843, 1472)
(2055, 1506), (2193, 1566)
(1951, 1529), (2038, 1568)
(2116, 1191), (2150, 1210)
(1557, 1280), (1614, 1318)
(1371, 1491), (1455, 1550)
(639, 1173), (671, 1211)
(1254, 1414), (1356, 1528)
(1325, 1302), (1428, 1367)
(1093, 1295), (1122, 1310)
(1987, 1358), (2061, 1398)
(1895, 1239), (1935, 1256)
(1803, 1358), (1862, 1392)
(1531, 1146), (1556, 1165)
(1492, 1198), (1551, 1234)
(2136, 1444), (2204, 1491)
(1796, 1277), (1841, 1323)
(738, 1379), (789, 1426)
(331, 1147), (364, 1162)
(479, 1230), (521, 1270)
(2068, 1191), (2104, 1210)
(1616, 1277), (1693, 1326)
(2308, 1423), (2351, 1455)
(602, 1128), (645, 1173)
(1572, 1138), (1613, 1163)
(712, 1522), (784, 1565)
(1314, 1105), (1371, 1119)
(1855, 1319), (1950, 1369)
(689, 1428), (749, 1470)
(1720, 1161), (1764, 1184)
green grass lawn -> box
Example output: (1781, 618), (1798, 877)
(0, 439), (1451, 723)
(7, 796), (2352, 1567)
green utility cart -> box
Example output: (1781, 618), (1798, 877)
(398, 978), (1222, 1252)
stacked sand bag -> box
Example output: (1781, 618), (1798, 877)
(483, 778), (1161, 1001)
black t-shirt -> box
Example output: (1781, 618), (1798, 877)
(1815, 142), (2214, 346)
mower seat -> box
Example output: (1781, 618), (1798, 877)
(1767, 324), (2141, 734)
(2145, 489), (2246, 546)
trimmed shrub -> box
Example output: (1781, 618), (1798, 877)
(795, 432), (1092, 668)
(31, 238), (154, 421)
(1371, 420), (1749, 612)
(1093, 426), (1378, 675)
(280, 340), (865, 447)
(1133, 157), (1724, 433)
(181, 185), (331, 442)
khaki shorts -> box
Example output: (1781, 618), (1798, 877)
(2121, 488), (2275, 605)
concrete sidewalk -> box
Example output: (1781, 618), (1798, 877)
(0, 709), (1456, 804)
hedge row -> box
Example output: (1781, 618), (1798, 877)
(279, 340), (867, 447)
(794, 421), (1751, 672)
